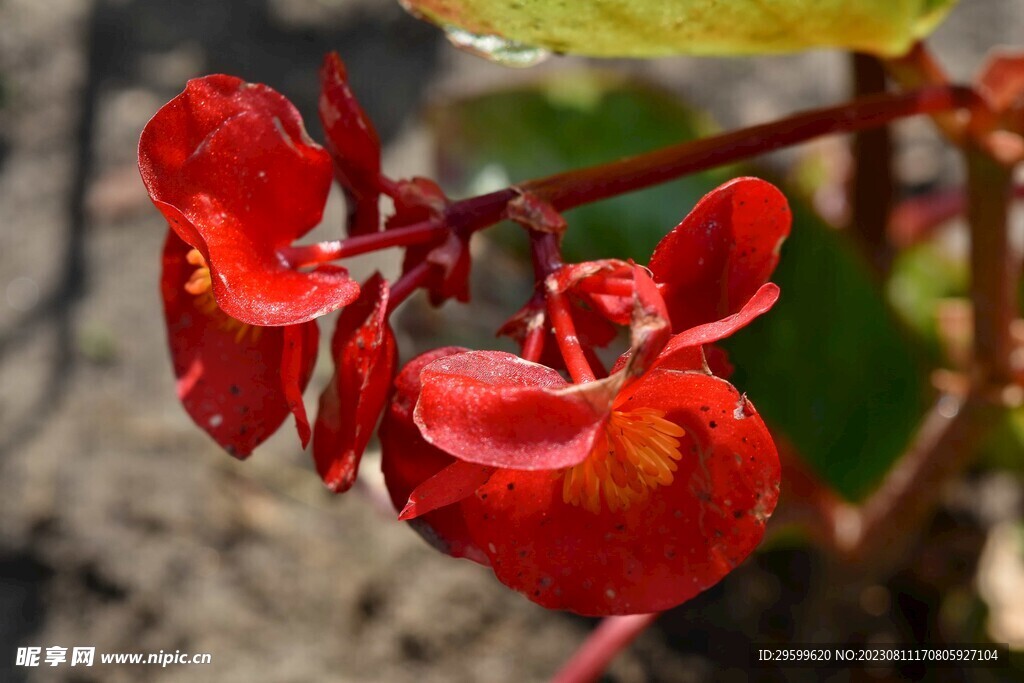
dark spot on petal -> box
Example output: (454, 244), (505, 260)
(507, 483), (515, 491)
(700, 405), (710, 412)
(709, 421), (717, 429)
(229, 385), (240, 395)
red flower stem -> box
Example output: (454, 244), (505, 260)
(520, 320), (547, 363)
(386, 260), (435, 314)
(516, 85), (981, 214)
(576, 277), (634, 297)
(966, 146), (1018, 386)
(546, 288), (597, 384)
(282, 220), (448, 267)
(438, 86), (979, 237)
(850, 53), (895, 273)
(528, 231), (598, 383)
(884, 42), (967, 143)
(550, 613), (660, 683)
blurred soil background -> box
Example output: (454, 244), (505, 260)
(1, 1), (1024, 681)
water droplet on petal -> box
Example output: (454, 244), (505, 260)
(443, 27), (550, 68)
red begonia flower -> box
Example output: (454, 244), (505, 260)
(161, 231), (319, 458)
(649, 177), (791, 331)
(390, 267), (780, 614)
(139, 74), (360, 326)
(415, 281), (777, 472)
(313, 273), (397, 492)
(380, 347), (491, 565)
(319, 52), (383, 236)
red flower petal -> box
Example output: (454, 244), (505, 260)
(161, 231), (318, 458)
(282, 323), (320, 448)
(380, 347), (490, 564)
(548, 260), (633, 326)
(462, 369), (780, 615)
(313, 273), (397, 493)
(655, 282), (779, 369)
(619, 264), (672, 380)
(399, 460), (495, 521)
(649, 177), (790, 331)
(319, 52), (382, 236)
(139, 74), (359, 326)
(414, 350), (615, 470)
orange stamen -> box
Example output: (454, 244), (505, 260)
(183, 249), (261, 343)
(561, 408), (685, 514)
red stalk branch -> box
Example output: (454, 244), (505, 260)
(430, 86), (979, 242)
(546, 288), (596, 384)
(849, 53), (895, 272)
(518, 86), (981, 213)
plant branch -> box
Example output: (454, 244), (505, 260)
(884, 42), (967, 143)
(966, 147), (1019, 386)
(850, 53), (895, 272)
(517, 86), (981, 214)
(436, 86), (980, 238)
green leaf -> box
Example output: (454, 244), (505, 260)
(403, 0), (958, 59)
(722, 201), (932, 500)
(430, 71), (729, 262)
(886, 238), (967, 357)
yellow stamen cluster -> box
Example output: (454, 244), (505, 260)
(183, 249), (260, 343)
(562, 408), (685, 514)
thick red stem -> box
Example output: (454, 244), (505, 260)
(519, 86), (980, 213)
(551, 613), (660, 683)
(436, 86), (977, 239)
(850, 53), (895, 272)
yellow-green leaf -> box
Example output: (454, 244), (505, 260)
(401, 0), (958, 59)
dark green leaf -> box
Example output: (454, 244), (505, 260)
(723, 201), (932, 500)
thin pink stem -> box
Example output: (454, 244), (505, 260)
(283, 220), (447, 268)
(551, 613), (660, 683)
(547, 288), (596, 384)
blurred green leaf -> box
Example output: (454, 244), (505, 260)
(430, 71), (729, 262)
(404, 0), (957, 59)
(723, 202), (932, 500)
(886, 237), (967, 356)
(980, 407), (1024, 472)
